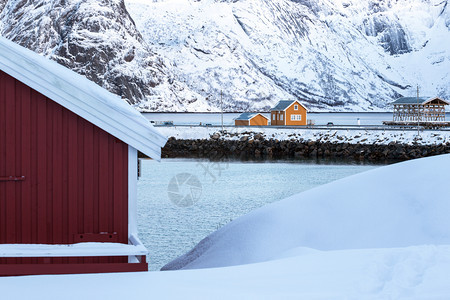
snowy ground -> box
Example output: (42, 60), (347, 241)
(158, 125), (450, 146)
(1, 154), (450, 299)
(2, 244), (450, 299)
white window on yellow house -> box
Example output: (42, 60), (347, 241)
(291, 114), (302, 121)
(294, 105), (298, 110)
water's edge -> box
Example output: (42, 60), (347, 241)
(149, 138), (450, 163)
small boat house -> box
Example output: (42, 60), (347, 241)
(0, 37), (167, 275)
(270, 100), (308, 126)
(234, 113), (269, 126)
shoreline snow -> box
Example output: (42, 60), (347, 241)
(158, 126), (450, 146)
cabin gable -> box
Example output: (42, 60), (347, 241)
(285, 101), (307, 126)
(249, 114), (269, 126)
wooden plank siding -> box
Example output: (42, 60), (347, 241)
(270, 111), (286, 126)
(235, 120), (250, 126)
(285, 102), (307, 126)
(0, 70), (129, 267)
(249, 114), (268, 126)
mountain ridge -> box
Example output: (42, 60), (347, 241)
(1, 0), (449, 112)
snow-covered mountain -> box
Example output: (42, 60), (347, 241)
(1, 0), (449, 112)
(126, 0), (450, 111)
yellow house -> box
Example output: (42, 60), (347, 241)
(270, 100), (308, 126)
(235, 113), (269, 126)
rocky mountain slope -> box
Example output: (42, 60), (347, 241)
(0, 0), (207, 111)
(1, 0), (449, 112)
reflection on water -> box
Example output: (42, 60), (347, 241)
(137, 158), (380, 271)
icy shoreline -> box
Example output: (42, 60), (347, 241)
(158, 126), (450, 162)
(158, 126), (450, 146)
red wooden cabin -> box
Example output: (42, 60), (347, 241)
(0, 37), (167, 276)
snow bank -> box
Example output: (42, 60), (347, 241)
(3, 244), (450, 299)
(158, 125), (450, 146)
(162, 154), (450, 270)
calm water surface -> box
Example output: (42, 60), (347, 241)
(142, 112), (450, 126)
(137, 158), (381, 271)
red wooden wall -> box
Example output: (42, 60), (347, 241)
(0, 70), (130, 271)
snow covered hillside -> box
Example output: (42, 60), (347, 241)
(163, 153), (450, 270)
(127, 0), (450, 111)
(1, 0), (448, 111)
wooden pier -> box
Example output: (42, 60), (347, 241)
(382, 121), (450, 129)
(384, 96), (450, 129)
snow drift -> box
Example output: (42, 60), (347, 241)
(162, 153), (450, 270)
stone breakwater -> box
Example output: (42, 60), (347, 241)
(160, 133), (450, 162)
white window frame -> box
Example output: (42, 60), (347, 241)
(280, 114), (283, 121)
(272, 114), (275, 120)
(294, 105), (298, 110)
(291, 114), (302, 121)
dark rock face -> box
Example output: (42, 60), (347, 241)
(363, 14), (411, 55)
(0, 0), (6, 13)
(0, 0), (193, 108)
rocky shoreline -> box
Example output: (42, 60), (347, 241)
(159, 133), (450, 163)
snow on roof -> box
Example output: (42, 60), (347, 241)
(0, 242), (147, 257)
(270, 100), (308, 111)
(392, 96), (449, 105)
(235, 112), (268, 121)
(0, 37), (167, 160)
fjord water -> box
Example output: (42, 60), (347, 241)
(138, 158), (378, 271)
(143, 112), (395, 126)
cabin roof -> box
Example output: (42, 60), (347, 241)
(0, 37), (167, 160)
(235, 112), (268, 121)
(271, 100), (308, 112)
(392, 96), (449, 106)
